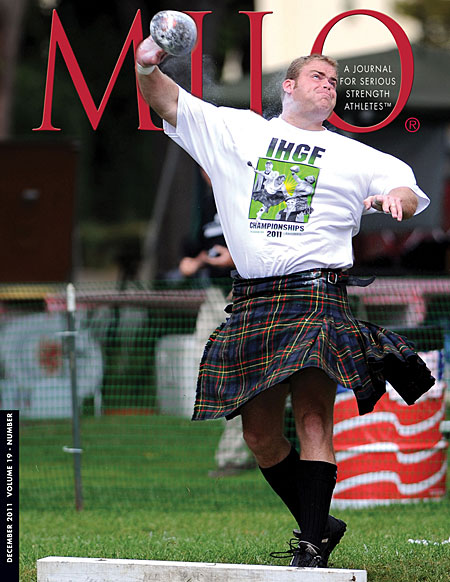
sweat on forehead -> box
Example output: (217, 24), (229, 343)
(284, 54), (338, 81)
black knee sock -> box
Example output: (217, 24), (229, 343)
(259, 445), (302, 524)
(297, 460), (337, 548)
(259, 447), (338, 548)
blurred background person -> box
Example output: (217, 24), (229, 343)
(175, 167), (256, 478)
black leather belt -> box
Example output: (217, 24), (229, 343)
(322, 270), (376, 287)
(231, 269), (376, 287)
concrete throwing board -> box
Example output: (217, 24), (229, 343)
(37, 556), (367, 582)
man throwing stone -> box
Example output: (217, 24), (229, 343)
(135, 34), (434, 568)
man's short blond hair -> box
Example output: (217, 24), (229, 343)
(284, 54), (338, 82)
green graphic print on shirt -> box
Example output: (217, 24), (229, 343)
(248, 158), (320, 223)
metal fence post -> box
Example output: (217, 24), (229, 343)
(66, 283), (83, 511)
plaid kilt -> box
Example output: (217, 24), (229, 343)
(193, 270), (435, 420)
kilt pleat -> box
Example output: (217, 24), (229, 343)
(193, 271), (435, 420)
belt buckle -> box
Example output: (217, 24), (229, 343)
(326, 271), (338, 284)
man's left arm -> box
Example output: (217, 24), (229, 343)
(363, 187), (418, 222)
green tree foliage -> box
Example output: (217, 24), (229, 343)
(396, 0), (450, 48)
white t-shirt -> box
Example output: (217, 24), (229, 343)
(164, 88), (430, 279)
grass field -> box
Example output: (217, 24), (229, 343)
(20, 414), (450, 582)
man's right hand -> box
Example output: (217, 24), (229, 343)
(135, 36), (168, 70)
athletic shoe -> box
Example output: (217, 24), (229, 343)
(293, 515), (347, 567)
(270, 538), (323, 568)
(289, 541), (324, 567)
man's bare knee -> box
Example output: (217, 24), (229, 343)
(243, 426), (277, 454)
(298, 409), (330, 439)
(243, 428), (290, 466)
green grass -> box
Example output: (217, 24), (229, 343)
(21, 503), (450, 582)
(20, 415), (450, 581)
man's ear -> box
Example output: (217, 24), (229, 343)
(282, 78), (295, 95)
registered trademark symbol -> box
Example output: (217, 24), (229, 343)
(405, 117), (420, 132)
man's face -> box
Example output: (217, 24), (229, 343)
(284, 60), (337, 118)
(286, 198), (296, 210)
